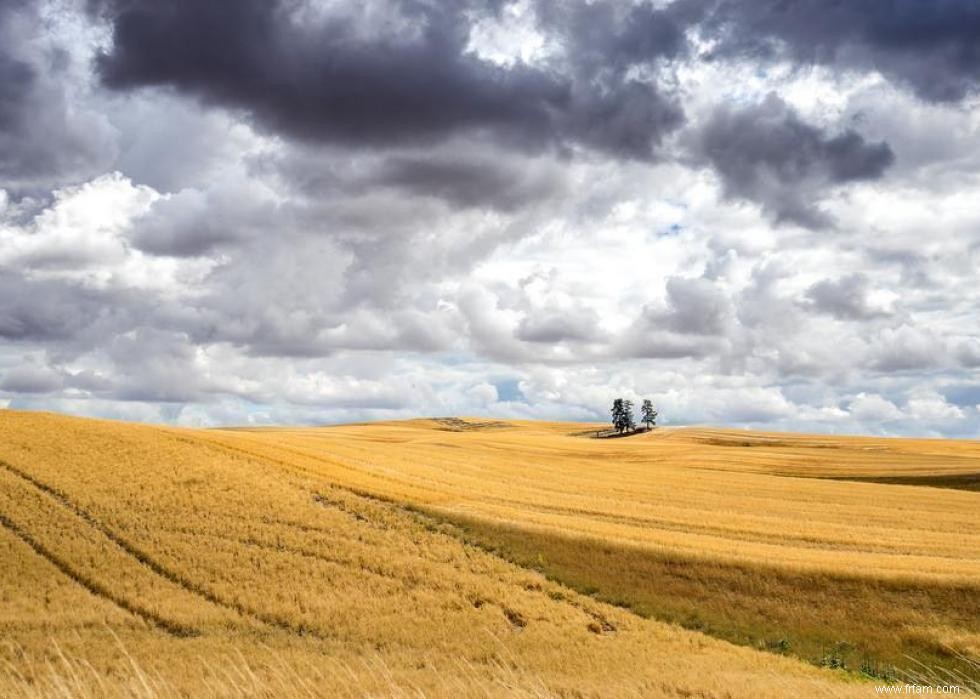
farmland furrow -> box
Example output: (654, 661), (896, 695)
(0, 458), (333, 641)
(0, 509), (194, 637)
(156, 525), (416, 588)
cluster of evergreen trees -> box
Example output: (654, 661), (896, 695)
(610, 398), (657, 434)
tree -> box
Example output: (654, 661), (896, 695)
(611, 398), (626, 434)
(641, 399), (658, 430)
(611, 398), (637, 434)
(622, 399), (636, 432)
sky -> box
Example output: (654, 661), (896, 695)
(1, 0), (979, 436)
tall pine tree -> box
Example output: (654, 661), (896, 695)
(623, 400), (636, 432)
(641, 399), (658, 430)
(611, 398), (626, 433)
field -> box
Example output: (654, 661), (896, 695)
(0, 410), (978, 697)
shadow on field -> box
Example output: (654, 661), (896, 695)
(824, 472), (980, 493)
(426, 509), (980, 684)
(568, 428), (655, 439)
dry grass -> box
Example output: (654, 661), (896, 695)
(0, 410), (977, 696)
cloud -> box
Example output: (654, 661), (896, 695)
(848, 392), (903, 422)
(617, 276), (734, 360)
(955, 340), (980, 368)
(128, 184), (276, 257)
(457, 285), (525, 362)
(0, 0), (116, 193)
(108, 92), (257, 193)
(372, 152), (568, 212)
(2, 173), (158, 269)
(868, 325), (945, 372)
(91, 0), (684, 159)
(100, 328), (212, 403)
(516, 306), (600, 344)
(906, 390), (965, 422)
(536, 0), (690, 73)
(803, 273), (893, 320)
(695, 0), (980, 103)
(659, 276), (732, 335)
(690, 94), (894, 226)
(0, 363), (63, 394)
(0, 270), (133, 344)
(0, 0), (976, 439)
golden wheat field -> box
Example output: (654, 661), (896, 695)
(0, 409), (978, 697)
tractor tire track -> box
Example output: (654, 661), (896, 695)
(0, 509), (196, 637)
(0, 458), (334, 641)
(157, 524), (413, 588)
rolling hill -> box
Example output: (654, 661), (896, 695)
(0, 410), (977, 697)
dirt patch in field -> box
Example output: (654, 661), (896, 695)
(431, 417), (510, 432)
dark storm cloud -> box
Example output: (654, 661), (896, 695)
(90, 0), (551, 145)
(0, 42), (32, 131)
(374, 155), (565, 212)
(536, 0), (690, 73)
(531, 0), (691, 158)
(0, 0), (115, 192)
(694, 0), (980, 103)
(0, 0), (37, 132)
(252, 140), (571, 220)
(91, 0), (683, 160)
(692, 94), (894, 227)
